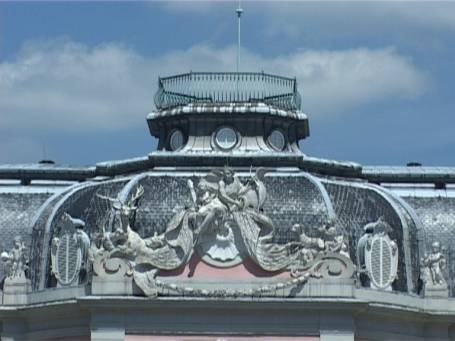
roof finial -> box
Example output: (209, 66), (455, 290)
(236, 0), (243, 73)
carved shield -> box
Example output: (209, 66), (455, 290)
(365, 233), (398, 290)
(56, 233), (81, 285)
(51, 219), (82, 286)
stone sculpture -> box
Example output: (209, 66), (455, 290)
(420, 241), (448, 297)
(321, 221), (350, 258)
(292, 220), (349, 262)
(91, 167), (354, 297)
(357, 217), (398, 290)
(421, 242), (446, 286)
(356, 222), (373, 275)
(290, 220), (352, 278)
(51, 213), (90, 286)
(1, 236), (29, 280)
(1, 236), (31, 305)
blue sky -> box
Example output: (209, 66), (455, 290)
(1, 1), (455, 166)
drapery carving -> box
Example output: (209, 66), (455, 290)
(89, 167), (354, 297)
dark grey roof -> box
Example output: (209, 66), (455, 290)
(2, 156), (455, 192)
(362, 166), (455, 184)
(4, 159), (455, 186)
(147, 102), (308, 121)
(0, 163), (95, 182)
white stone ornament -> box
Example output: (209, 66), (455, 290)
(51, 213), (89, 286)
(362, 218), (398, 291)
(92, 168), (355, 298)
(1, 235), (31, 305)
(1, 235), (29, 280)
(197, 222), (242, 267)
(420, 241), (448, 297)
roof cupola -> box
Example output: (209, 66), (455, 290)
(147, 72), (310, 155)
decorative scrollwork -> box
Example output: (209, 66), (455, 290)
(291, 252), (355, 280)
(90, 167), (355, 297)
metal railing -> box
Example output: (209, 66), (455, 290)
(154, 72), (302, 111)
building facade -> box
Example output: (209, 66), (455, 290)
(0, 72), (454, 340)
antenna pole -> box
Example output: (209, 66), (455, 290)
(236, 1), (243, 73)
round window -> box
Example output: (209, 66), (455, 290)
(267, 130), (286, 151)
(169, 130), (184, 151)
(215, 127), (237, 150)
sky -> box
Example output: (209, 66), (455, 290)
(1, 1), (455, 166)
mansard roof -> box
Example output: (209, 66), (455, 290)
(2, 157), (455, 185)
(0, 166), (450, 294)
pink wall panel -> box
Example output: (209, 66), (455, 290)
(47, 337), (90, 341)
(126, 336), (319, 341)
(159, 254), (290, 280)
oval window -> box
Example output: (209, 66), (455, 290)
(169, 130), (184, 151)
(215, 127), (238, 150)
(267, 129), (286, 151)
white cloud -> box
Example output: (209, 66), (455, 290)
(0, 40), (153, 133)
(286, 47), (426, 114)
(0, 39), (425, 139)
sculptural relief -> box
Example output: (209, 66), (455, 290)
(357, 217), (398, 290)
(1, 236), (29, 280)
(90, 167), (355, 297)
(1, 235), (31, 304)
(420, 241), (447, 290)
(51, 213), (90, 286)
(290, 220), (352, 279)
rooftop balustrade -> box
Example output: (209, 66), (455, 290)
(154, 72), (302, 111)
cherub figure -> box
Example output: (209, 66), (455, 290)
(421, 241), (447, 287)
(292, 223), (325, 264)
(1, 236), (28, 279)
(323, 225), (350, 259)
